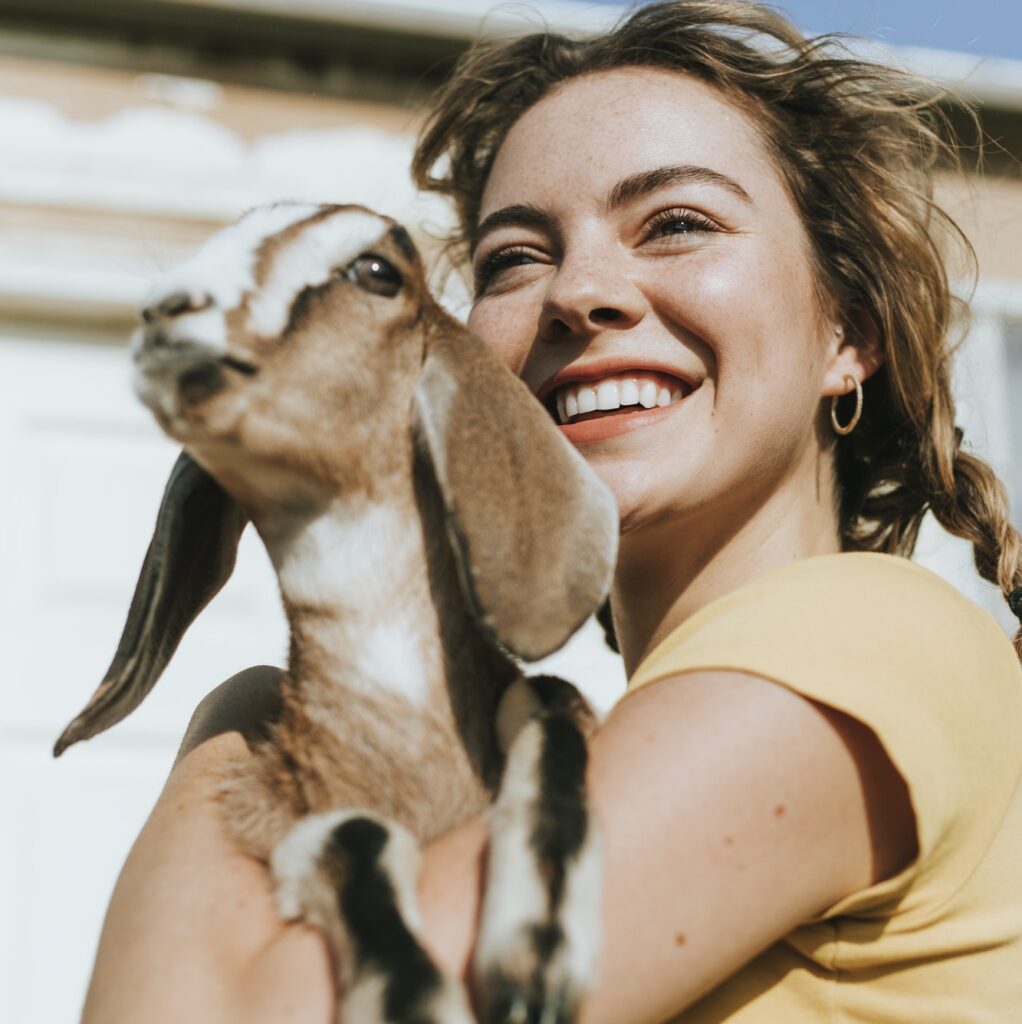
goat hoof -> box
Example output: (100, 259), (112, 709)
(500, 991), (531, 1024)
(481, 980), (532, 1024)
(478, 970), (579, 1024)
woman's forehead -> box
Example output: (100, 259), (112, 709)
(478, 67), (782, 220)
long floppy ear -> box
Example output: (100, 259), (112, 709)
(414, 322), (618, 662)
(54, 451), (248, 756)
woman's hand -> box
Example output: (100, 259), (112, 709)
(81, 668), (335, 1024)
(82, 665), (914, 1024)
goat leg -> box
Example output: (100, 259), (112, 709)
(473, 676), (603, 1024)
(272, 811), (474, 1024)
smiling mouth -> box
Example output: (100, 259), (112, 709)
(545, 371), (693, 425)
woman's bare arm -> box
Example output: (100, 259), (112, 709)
(82, 666), (914, 1024)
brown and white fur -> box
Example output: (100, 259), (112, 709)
(54, 203), (618, 1024)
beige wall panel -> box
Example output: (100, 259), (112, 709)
(0, 52), (420, 136)
(939, 172), (1022, 285)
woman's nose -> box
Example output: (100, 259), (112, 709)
(538, 254), (644, 341)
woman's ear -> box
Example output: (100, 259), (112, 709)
(821, 308), (884, 397)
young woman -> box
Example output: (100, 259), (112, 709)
(82, 2), (1022, 1021)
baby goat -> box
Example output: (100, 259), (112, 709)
(55, 203), (618, 1024)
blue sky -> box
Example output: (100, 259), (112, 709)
(583, 2), (1022, 61)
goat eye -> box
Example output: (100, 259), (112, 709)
(343, 254), (402, 297)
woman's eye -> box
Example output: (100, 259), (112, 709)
(474, 246), (540, 293)
(646, 208), (719, 240)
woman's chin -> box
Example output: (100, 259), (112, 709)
(602, 476), (700, 541)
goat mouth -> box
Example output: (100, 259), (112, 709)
(137, 342), (257, 378)
(134, 344), (258, 409)
(220, 354), (258, 376)
(177, 362), (227, 405)
(176, 354), (257, 403)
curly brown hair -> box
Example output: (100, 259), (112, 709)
(411, 0), (1022, 654)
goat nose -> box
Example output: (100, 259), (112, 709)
(141, 290), (211, 323)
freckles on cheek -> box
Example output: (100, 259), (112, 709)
(699, 252), (778, 315)
(694, 258), (749, 304)
(694, 254), (814, 377)
(687, 265), (765, 364)
(467, 308), (518, 371)
(470, 296), (541, 378)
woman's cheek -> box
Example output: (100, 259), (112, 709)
(467, 301), (527, 374)
(663, 253), (807, 385)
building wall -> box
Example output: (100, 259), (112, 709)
(934, 174), (1022, 578)
(940, 173), (1022, 285)
(1, 41), (1020, 1022)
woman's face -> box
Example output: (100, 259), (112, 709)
(467, 67), (842, 538)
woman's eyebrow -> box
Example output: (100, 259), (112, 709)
(605, 164), (752, 210)
(472, 203), (556, 252)
(471, 166), (749, 251)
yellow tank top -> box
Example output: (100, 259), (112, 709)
(627, 553), (1022, 1023)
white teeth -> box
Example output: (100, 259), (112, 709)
(577, 387), (597, 415)
(551, 372), (693, 424)
(596, 381), (620, 410)
(620, 379), (639, 405)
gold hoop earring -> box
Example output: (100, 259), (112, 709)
(831, 375), (862, 436)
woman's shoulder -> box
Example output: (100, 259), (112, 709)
(628, 552), (1022, 926)
(630, 553), (1022, 753)
(759, 550), (1005, 621)
(632, 552), (1020, 697)
(702, 549), (1001, 631)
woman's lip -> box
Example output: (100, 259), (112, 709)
(557, 394), (687, 444)
(537, 363), (697, 402)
